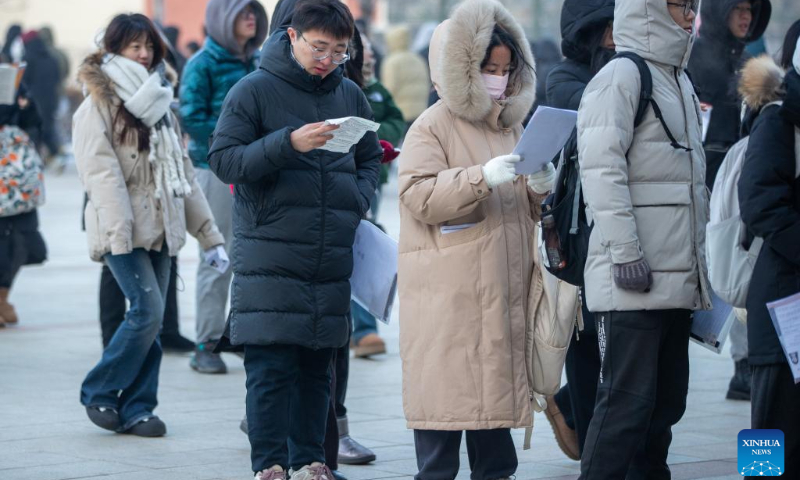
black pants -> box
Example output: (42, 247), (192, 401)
(553, 295), (600, 453)
(414, 429), (517, 480)
(99, 257), (180, 347)
(323, 347), (343, 469)
(244, 344), (334, 472)
(747, 362), (800, 479)
(580, 309), (692, 480)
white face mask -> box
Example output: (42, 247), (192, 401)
(481, 72), (509, 100)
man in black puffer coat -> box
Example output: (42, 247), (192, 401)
(542, 0), (614, 461)
(208, 0), (381, 476)
(688, 0), (771, 403)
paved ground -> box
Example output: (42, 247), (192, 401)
(0, 168), (749, 479)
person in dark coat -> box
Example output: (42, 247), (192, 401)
(1, 25), (23, 63)
(541, 0), (614, 461)
(737, 28), (800, 478)
(689, 0), (771, 189)
(527, 38), (561, 116)
(687, 0), (771, 403)
(0, 85), (47, 328)
(208, 0), (381, 477)
(20, 31), (61, 160)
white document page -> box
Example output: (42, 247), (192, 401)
(0, 64), (20, 105)
(767, 292), (800, 383)
(701, 106), (713, 143)
(321, 116), (380, 154)
(440, 223), (477, 234)
(350, 220), (398, 324)
(514, 106), (577, 175)
(690, 291), (734, 354)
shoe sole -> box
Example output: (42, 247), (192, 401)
(338, 453), (376, 465)
(190, 360), (228, 374)
(543, 409), (580, 461)
(353, 345), (387, 358)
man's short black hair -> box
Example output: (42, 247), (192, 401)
(291, 0), (355, 41)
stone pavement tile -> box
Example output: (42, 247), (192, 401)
(362, 444), (418, 463)
(671, 442), (738, 461)
(111, 447), (247, 469)
(0, 451), (84, 470)
(337, 465), (414, 480)
(670, 459), (739, 479)
(0, 460), (140, 480)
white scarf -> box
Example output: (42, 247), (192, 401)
(101, 54), (192, 199)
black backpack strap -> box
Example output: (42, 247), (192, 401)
(610, 52), (692, 152)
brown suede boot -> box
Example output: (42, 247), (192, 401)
(544, 395), (580, 461)
(0, 288), (18, 325)
(351, 333), (386, 358)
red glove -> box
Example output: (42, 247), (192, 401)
(380, 140), (400, 164)
(229, 184), (234, 195)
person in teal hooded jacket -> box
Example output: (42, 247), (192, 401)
(179, 0), (268, 375)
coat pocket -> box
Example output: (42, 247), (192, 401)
(629, 183), (693, 272)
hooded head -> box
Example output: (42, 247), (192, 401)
(559, 0), (615, 63)
(269, 0), (299, 35)
(428, 0), (535, 128)
(205, 0), (268, 60)
(614, 0), (696, 68)
(386, 25), (411, 53)
(699, 0), (771, 47)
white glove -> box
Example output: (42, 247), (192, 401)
(204, 245), (230, 274)
(482, 154), (521, 188)
(527, 162), (556, 194)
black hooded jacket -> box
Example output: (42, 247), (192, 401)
(688, 0), (771, 187)
(739, 69), (800, 366)
(208, 32), (382, 349)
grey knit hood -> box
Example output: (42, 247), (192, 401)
(205, 0), (268, 61)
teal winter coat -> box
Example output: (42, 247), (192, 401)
(179, 37), (259, 169)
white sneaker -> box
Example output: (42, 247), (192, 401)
(290, 463), (334, 480)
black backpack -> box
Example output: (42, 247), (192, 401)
(541, 51), (691, 286)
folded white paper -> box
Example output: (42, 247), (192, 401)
(767, 292), (800, 384)
(514, 106), (577, 175)
(0, 64), (24, 105)
(350, 220), (398, 324)
(440, 223), (477, 234)
(321, 116), (380, 154)
(690, 291), (735, 354)
(204, 245), (230, 274)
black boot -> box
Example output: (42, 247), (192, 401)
(337, 416), (376, 465)
(726, 358), (751, 401)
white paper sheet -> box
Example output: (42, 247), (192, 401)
(767, 292), (800, 384)
(514, 106), (577, 175)
(0, 64), (20, 105)
(440, 223), (477, 234)
(691, 291), (735, 354)
(350, 220), (398, 324)
(701, 105), (713, 143)
(321, 116), (380, 154)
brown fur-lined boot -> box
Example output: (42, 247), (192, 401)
(0, 288), (18, 325)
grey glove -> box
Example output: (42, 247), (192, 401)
(613, 258), (653, 292)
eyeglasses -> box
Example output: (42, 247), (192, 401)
(732, 5), (753, 15)
(667, 1), (698, 17)
(299, 34), (350, 65)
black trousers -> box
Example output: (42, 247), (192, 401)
(579, 309), (692, 480)
(747, 362), (800, 479)
(414, 429), (517, 480)
(99, 257), (180, 347)
(553, 294), (600, 453)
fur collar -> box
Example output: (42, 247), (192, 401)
(431, 0), (536, 128)
(77, 51), (178, 107)
(739, 55), (785, 110)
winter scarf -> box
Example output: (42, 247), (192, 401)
(101, 54), (192, 199)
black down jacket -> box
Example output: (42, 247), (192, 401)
(739, 70), (800, 366)
(208, 31), (382, 350)
(688, 0), (771, 188)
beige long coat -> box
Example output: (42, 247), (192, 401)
(73, 53), (224, 262)
(398, 0), (577, 431)
(577, 0), (712, 312)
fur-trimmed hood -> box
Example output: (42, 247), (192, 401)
(429, 0), (536, 127)
(77, 51), (178, 107)
(739, 55), (785, 110)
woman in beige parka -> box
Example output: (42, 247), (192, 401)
(72, 14), (224, 437)
(398, 0), (578, 477)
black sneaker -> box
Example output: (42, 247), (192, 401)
(85, 406), (119, 431)
(161, 333), (195, 354)
(190, 340), (227, 374)
(125, 416), (167, 437)
(726, 358), (751, 401)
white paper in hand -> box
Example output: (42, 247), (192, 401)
(767, 292), (800, 383)
(321, 116), (380, 153)
(514, 106), (577, 175)
(0, 64), (22, 105)
(350, 221), (398, 324)
(690, 291), (735, 354)
(204, 245), (230, 274)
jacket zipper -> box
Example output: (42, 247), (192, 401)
(312, 99), (326, 346)
(672, 67), (712, 309)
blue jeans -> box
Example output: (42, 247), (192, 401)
(80, 247), (170, 431)
(351, 301), (378, 344)
(245, 344), (334, 472)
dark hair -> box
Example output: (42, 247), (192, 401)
(291, 0), (354, 41)
(779, 19), (800, 70)
(480, 25), (533, 74)
(584, 21), (615, 74)
(103, 13), (166, 150)
(344, 27), (365, 88)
